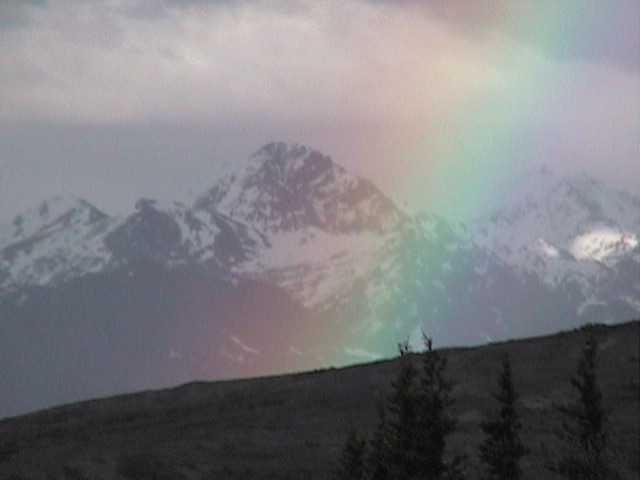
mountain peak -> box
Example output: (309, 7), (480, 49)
(246, 142), (335, 183)
(474, 167), (640, 278)
(252, 141), (312, 160)
(1, 195), (108, 249)
(195, 143), (403, 234)
(0, 195), (114, 290)
(25, 194), (100, 219)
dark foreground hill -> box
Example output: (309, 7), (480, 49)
(1, 321), (638, 480)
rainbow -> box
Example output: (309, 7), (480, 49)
(326, 2), (617, 364)
(398, 1), (622, 221)
(194, 2), (622, 376)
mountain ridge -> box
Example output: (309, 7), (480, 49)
(1, 141), (638, 418)
(2, 141), (638, 328)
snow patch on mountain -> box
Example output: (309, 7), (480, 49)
(537, 238), (560, 258)
(570, 229), (637, 262)
(473, 168), (640, 290)
(234, 226), (393, 308)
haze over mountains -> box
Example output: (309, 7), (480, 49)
(1, 142), (639, 418)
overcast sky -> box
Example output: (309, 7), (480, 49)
(0, 0), (638, 221)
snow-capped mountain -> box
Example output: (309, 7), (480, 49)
(1, 143), (639, 417)
(191, 141), (408, 309)
(0, 195), (106, 249)
(0, 195), (260, 291)
(472, 167), (640, 319)
(104, 197), (260, 268)
(475, 167), (639, 272)
(195, 142), (404, 234)
(1, 144), (638, 324)
(0, 195), (116, 291)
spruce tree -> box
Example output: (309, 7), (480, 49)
(352, 337), (465, 479)
(415, 335), (462, 479)
(385, 341), (421, 479)
(337, 427), (367, 480)
(367, 400), (390, 480)
(548, 333), (618, 480)
(478, 354), (527, 480)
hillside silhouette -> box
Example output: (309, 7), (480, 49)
(0, 321), (638, 479)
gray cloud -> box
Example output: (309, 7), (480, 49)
(0, 0), (47, 29)
(5, 0), (637, 68)
(0, 0), (638, 222)
(369, 0), (640, 71)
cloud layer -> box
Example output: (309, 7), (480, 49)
(0, 0), (638, 219)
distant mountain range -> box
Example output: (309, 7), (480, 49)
(1, 142), (638, 417)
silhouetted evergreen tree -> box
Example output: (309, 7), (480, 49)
(367, 400), (390, 480)
(386, 341), (421, 479)
(337, 427), (367, 480)
(415, 335), (465, 479)
(339, 337), (465, 479)
(547, 333), (619, 480)
(478, 354), (527, 480)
